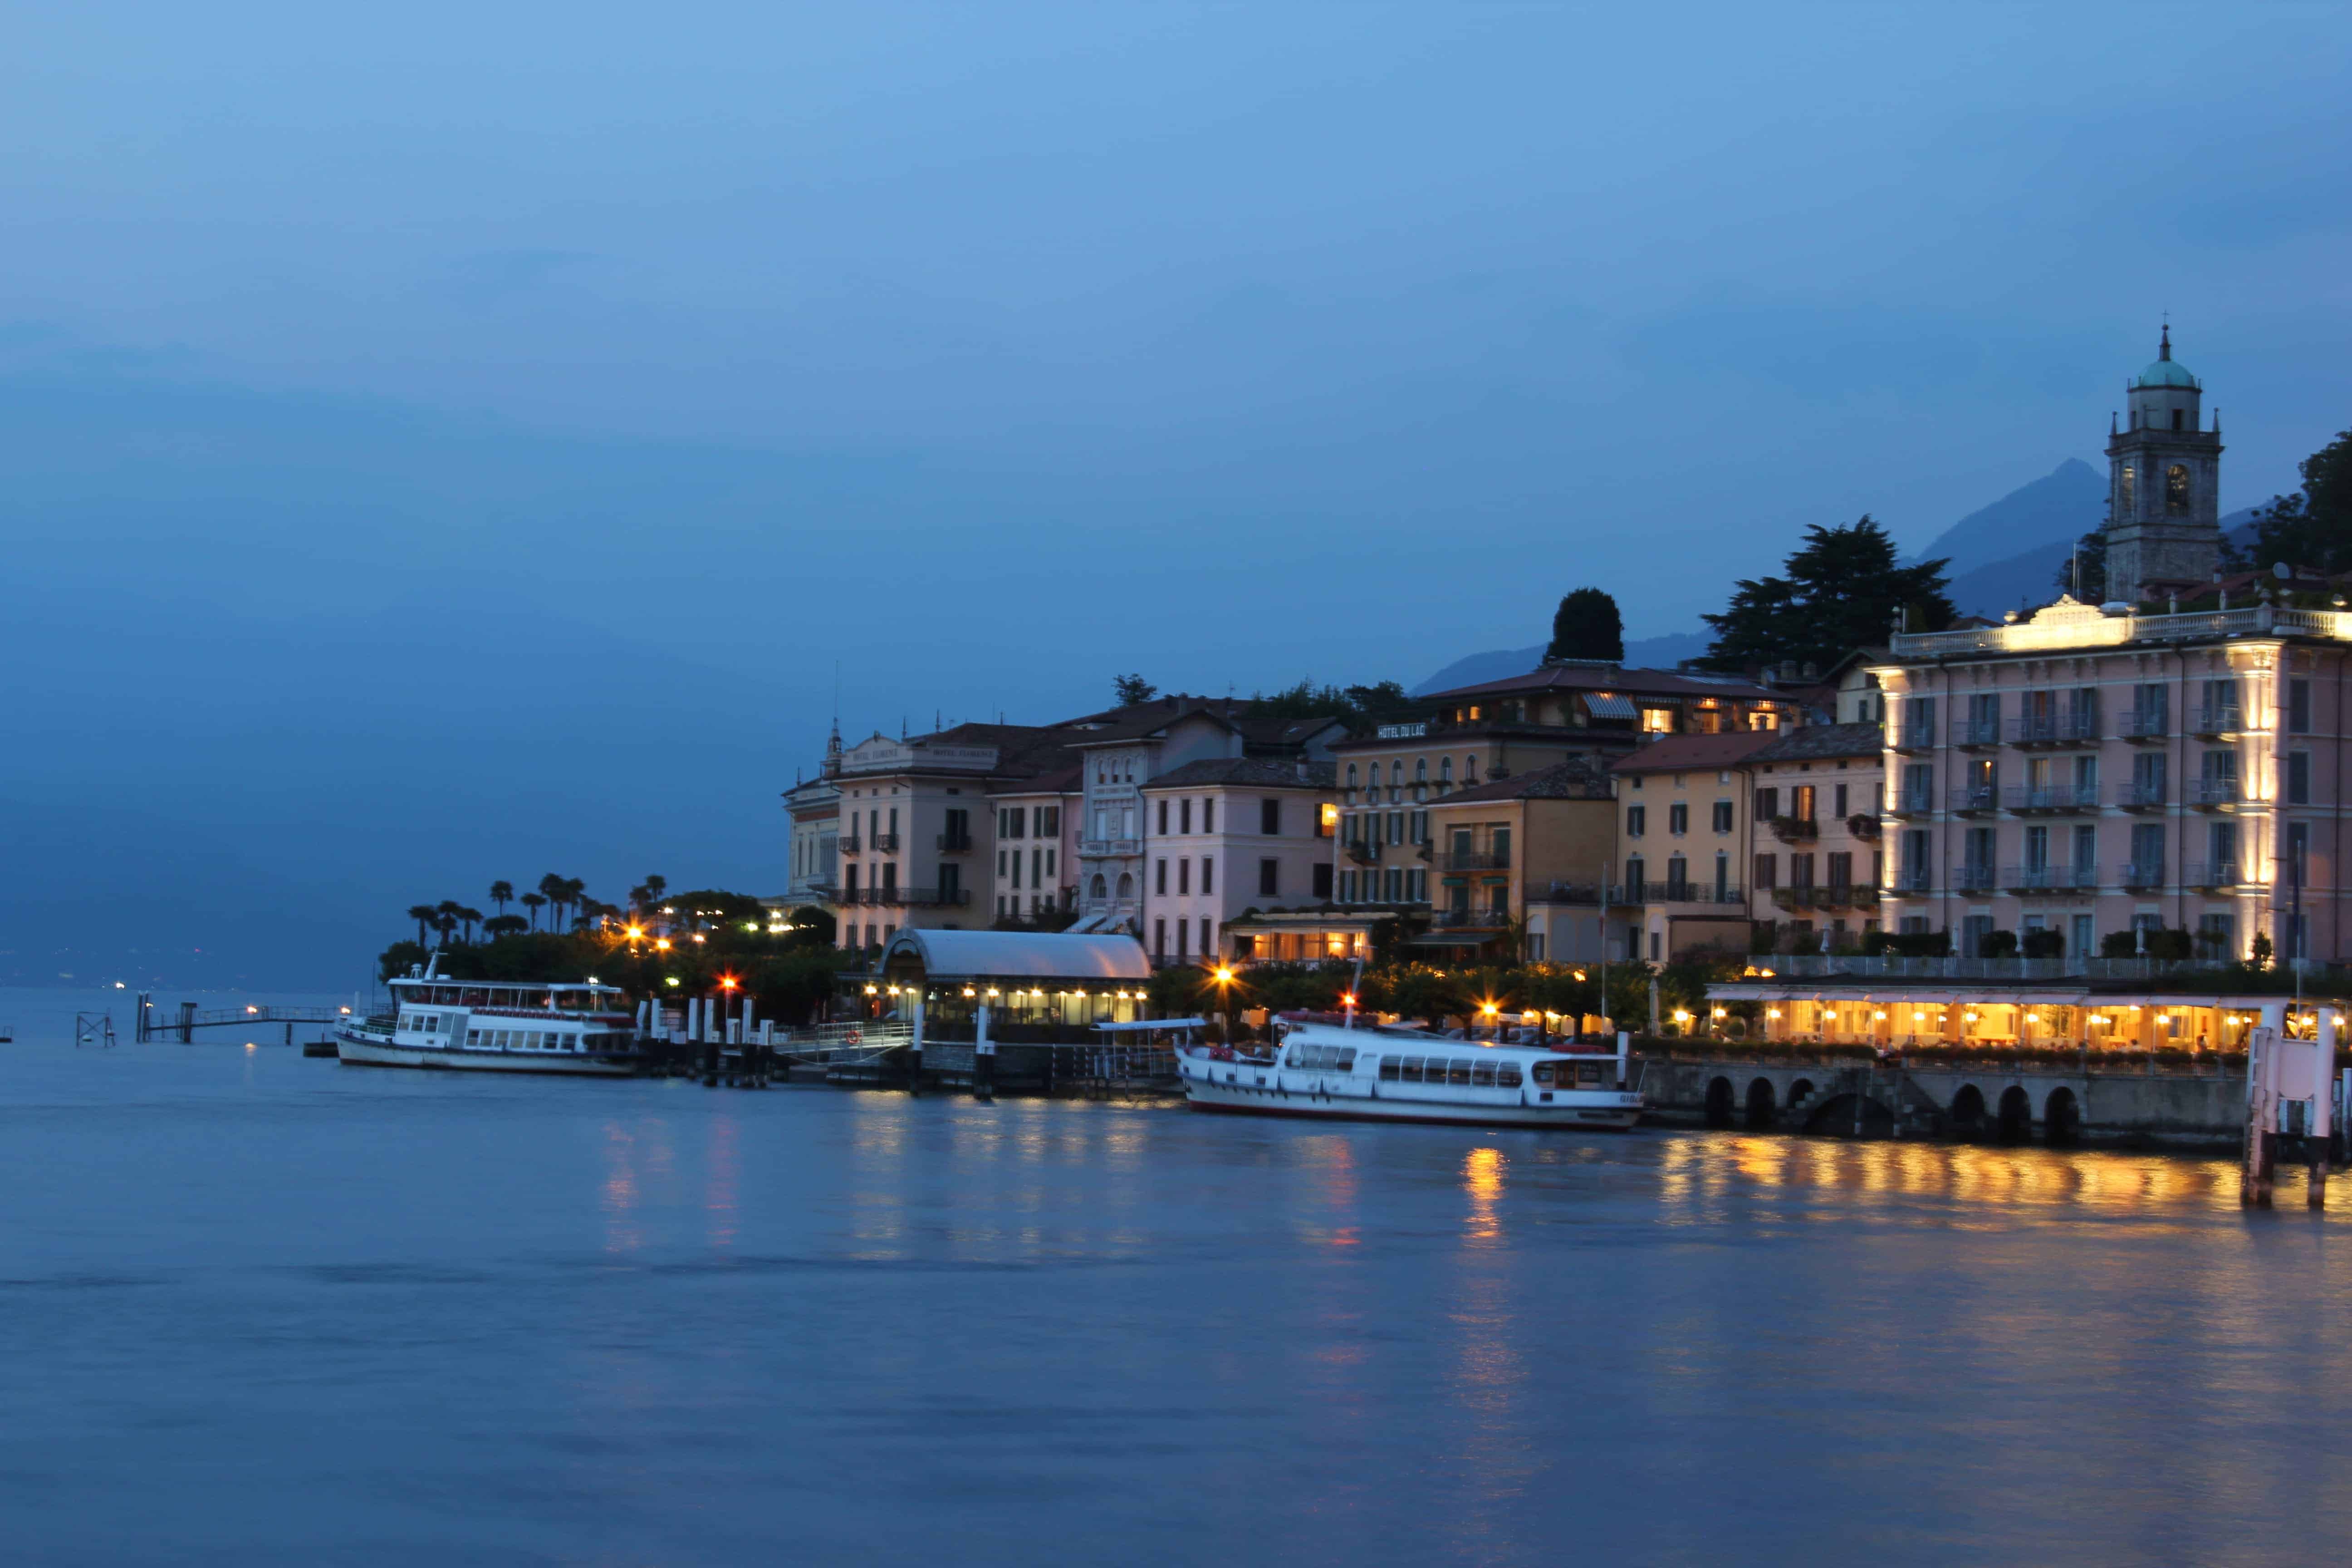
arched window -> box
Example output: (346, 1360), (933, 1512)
(1346, 763), (1358, 787)
(1090, 874), (1107, 901)
(1415, 758), (1427, 782)
(2166, 464), (2190, 516)
(2120, 465), (2136, 514)
(1116, 872), (1135, 900)
(1440, 758), (1453, 782)
(1465, 755), (1480, 783)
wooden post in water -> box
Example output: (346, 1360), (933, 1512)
(2244, 1023), (2278, 1208)
(2311, 1011), (2336, 1210)
(973, 999), (995, 1102)
(907, 994), (926, 1097)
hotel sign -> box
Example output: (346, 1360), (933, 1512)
(844, 741), (1001, 774)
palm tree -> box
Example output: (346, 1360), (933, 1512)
(563, 878), (588, 929)
(537, 874), (569, 932)
(458, 906), (484, 944)
(521, 892), (547, 931)
(433, 909), (459, 948)
(489, 880), (514, 918)
(642, 874), (667, 906)
(407, 904), (436, 946)
(482, 913), (528, 940)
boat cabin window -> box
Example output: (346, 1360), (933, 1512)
(1532, 1062), (1555, 1086)
(1286, 1044), (1357, 1072)
(1576, 1062), (1607, 1087)
(1496, 1063), (1522, 1088)
(1447, 1059), (1473, 1086)
(1470, 1061), (1496, 1087)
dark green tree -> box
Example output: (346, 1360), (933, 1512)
(1245, 678), (1411, 730)
(2249, 426), (2352, 573)
(1697, 516), (1954, 672)
(487, 880), (514, 918)
(1112, 674), (1158, 705)
(2053, 530), (2107, 602)
(1544, 587), (1625, 662)
(406, 904), (436, 946)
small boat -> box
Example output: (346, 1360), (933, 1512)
(334, 956), (644, 1076)
(1175, 1021), (1643, 1129)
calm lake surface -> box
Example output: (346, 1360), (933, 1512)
(3, 988), (2347, 1567)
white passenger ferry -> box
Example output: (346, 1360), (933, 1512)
(335, 958), (645, 1075)
(1176, 1022), (1644, 1129)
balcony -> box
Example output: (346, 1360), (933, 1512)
(936, 832), (974, 853)
(2184, 860), (2242, 891)
(840, 836), (862, 855)
(2190, 779), (2240, 809)
(900, 886), (972, 907)
(1444, 849), (1512, 871)
(1078, 838), (1142, 857)
(1768, 815), (1819, 844)
(2009, 714), (2100, 747)
(842, 885), (970, 907)
(2002, 784), (2100, 813)
(2119, 711), (2169, 742)
(1846, 813), (1882, 839)
(2191, 706), (2244, 738)
(1954, 865), (1998, 892)
(1623, 881), (1744, 907)
(1948, 786), (1999, 815)
(1434, 908), (1506, 930)
(871, 833), (902, 853)
(1773, 884), (1874, 911)
(1952, 717), (2003, 749)
(1526, 881), (1608, 906)
(2121, 861), (2166, 889)
(2117, 781), (2167, 811)
(1890, 869), (1933, 894)
(1889, 722), (1937, 754)
(1887, 788), (1936, 818)
(1345, 842), (1377, 865)
(2003, 863), (2098, 893)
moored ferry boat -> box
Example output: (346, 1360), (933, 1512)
(1176, 1022), (1643, 1129)
(336, 958), (645, 1076)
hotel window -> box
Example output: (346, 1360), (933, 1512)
(1202, 799), (1214, 833)
(1440, 758), (1453, 783)
(1754, 787), (1779, 820)
(1155, 859), (1168, 894)
(1259, 858), (1280, 896)
(1415, 758), (1427, 782)
(1464, 756), (1479, 783)
(1626, 805), (1646, 837)
(1753, 853), (1777, 890)
(1668, 803), (1688, 835)
(1201, 857), (1214, 895)
(1154, 919), (1167, 957)
(1157, 799), (1169, 834)
(1712, 800), (1733, 833)
(1180, 799), (1192, 834)
(1314, 863), (1334, 898)
(1261, 798), (1282, 834)
(2290, 679), (2312, 734)
(1178, 859), (1191, 895)
(1347, 764), (1359, 788)
(1032, 848), (1044, 885)
(2289, 752), (2311, 805)
(1833, 783), (1848, 818)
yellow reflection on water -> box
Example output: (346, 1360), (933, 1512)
(599, 1121), (641, 1255)
(1463, 1147), (1506, 1248)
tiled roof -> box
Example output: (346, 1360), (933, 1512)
(1144, 758), (1337, 789)
(1422, 662), (1783, 704)
(1748, 721), (1883, 764)
(1430, 757), (1615, 803)
(1607, 731), (1779, 774)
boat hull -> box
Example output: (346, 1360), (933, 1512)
(1178, 1072), (1641, 1129)
(334, 1032), (643, 1077)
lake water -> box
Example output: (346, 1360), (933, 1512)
(4, 987), (2348, 1566)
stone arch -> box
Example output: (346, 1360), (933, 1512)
(1703, 1076), (1735, 1128)
(2044, 1086), (2081, 1147)
(1089, 874), (1108, 901)
(1996, 1085), (2032, 1144)
(1744, 1077), (1776, 1131)
(1788, 1077), (1816, 1111)
(1115, 872), (1135, 901)
(1803, 1091), (1896, 1137)
(1949, 1083), (1988, 1138)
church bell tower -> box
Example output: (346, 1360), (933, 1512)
(2102, 324), (2223, 604)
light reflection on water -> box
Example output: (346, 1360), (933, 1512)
(0, 1005), (2345, 1568)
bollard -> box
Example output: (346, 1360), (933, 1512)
(702, 1032), (720, 1088)
(975, 1036), (996, 1101)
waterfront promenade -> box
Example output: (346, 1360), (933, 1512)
(4, 986), (2349, 1566)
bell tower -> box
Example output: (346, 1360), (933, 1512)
(2103, 324), (2223, 604)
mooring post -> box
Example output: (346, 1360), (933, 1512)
(701, 995), (720, 1087)
(907, 993), (925, 1096)
(2244, 1023), (2277, 1208)
(973, 1000), (995, 1102)
(178, 1001), (196, 1044)
(1615, 1030), (1630, 1090)
(2310, 1010), (2336, 1210)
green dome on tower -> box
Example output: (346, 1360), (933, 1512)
(2131, 324), (2200, 390)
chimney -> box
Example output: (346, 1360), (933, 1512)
(1800, 662), (1819, 681)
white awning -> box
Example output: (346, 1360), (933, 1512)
(1093, 1017), (1208, 1032)
(1584, 693), (1638, 720)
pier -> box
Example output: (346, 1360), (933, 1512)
(134, 995), (346, 1047)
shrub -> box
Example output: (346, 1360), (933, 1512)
(2100, 930), (2138, 958)
(2021, 927), (2064, 959)
(1978, 929), (2019, 959)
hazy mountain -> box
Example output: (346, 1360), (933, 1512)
(1412, 630), (1709, 696)
(1945, 504), (2267, 617)
(1911, 458), (2107, 577)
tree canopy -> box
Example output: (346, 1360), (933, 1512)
(1246, 677), (1412, 730)
(1544, 587), (1624, 662)
(1697, 516), (1953, 673)
(2248, 426), (2352, 573)
(1112, 673), (1158, 705)
(2052, 530), (2107, 602)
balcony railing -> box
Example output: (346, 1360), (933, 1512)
(1891, 869), (1933, 893)
(1889, 723), (1937, 753)
(2117, 781), (2167, 810)
(1434, 908), (1507, 930)
(870, 833), (901, 853)
(1078, 838), (1143, 856)
(2003, 863), (2098, 892)
(2190, 779), (2241, 808)
(2184, 860), (2242, 890)
(1773, 885), (1875, 911)
(839, 836), (862, 855)
(1954, 865), (1997, 892)
(1751, 955), (2216, 981)
(2121, 861), (2166, 888)
(1622, 882), (1744, 906)
(1444, 849), (1512, 871)
(936, 832), (974, 853)
(1952, 717), (2003, 748)
(2119, 711), (2169, 741)
(901, 886), (971, 907)
(1525, 881), (1608, 906)
(2009, 714), (2100, 746)
(1891, 603), (2352, 659)
(1847, 813), (1882, 839)
(1345, 842), (1377, 865)
(1949, 786), (1998, 814)
(1888, 789), (1936, 817)
(1768, 816), (1819, 843)
(2191, 706), (2244, 737)
(2002, 784), (2101, 813)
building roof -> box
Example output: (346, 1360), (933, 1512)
(2132, 328), (2200, 391)
(1422, 662), (1782, 705)
(1430, 757), (1615, 804)
(1144, 757), (1337, 790)
(1608, 731), (1779, 775)
(879, 928), (1152, 981)
(1747, 721), (1884, 765)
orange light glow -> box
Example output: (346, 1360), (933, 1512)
(719, 977), (738, 991)
(655, 938), (671, 951)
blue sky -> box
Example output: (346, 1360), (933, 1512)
(2, 3), (2347, 985)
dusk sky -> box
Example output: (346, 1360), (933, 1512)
(4, 3), (2347, 986)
